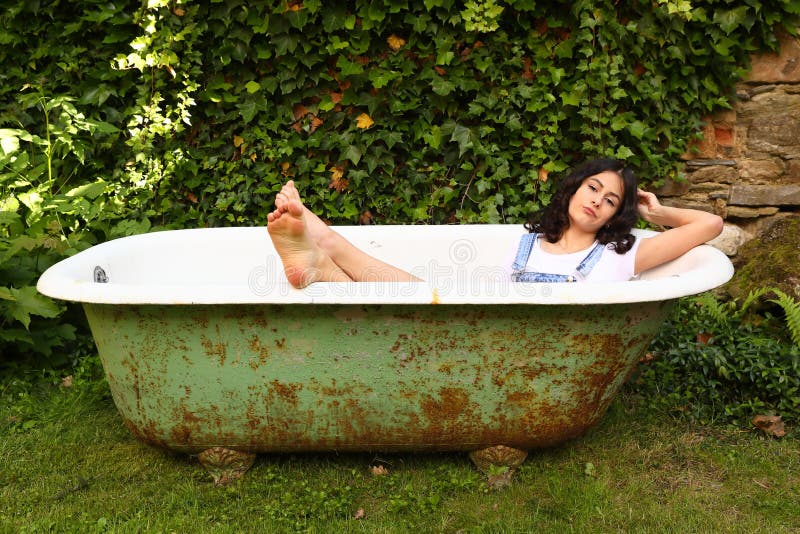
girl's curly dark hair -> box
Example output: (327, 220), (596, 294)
(524, 158), (639, 254)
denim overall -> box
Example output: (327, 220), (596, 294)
(511, 233), (605, 283)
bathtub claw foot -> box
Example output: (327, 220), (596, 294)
(469, 445), (528, 488)
(197, 447), (256, 486)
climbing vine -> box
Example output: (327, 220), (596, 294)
(106, 0), (798, 226)
(0, 0), (798, 363)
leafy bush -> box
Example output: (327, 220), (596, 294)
(631, 289), (800, 427)
(0, 90), (146, 366)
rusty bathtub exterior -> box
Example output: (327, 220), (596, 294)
(84, 300), (668, 454)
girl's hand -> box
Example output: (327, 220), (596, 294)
(637, 189), (661, 222)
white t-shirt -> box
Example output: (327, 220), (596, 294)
(508, 233), (642, 282)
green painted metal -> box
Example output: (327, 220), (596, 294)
(84, 301), (671, 454)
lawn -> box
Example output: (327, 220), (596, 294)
(1, 361), (798, 533)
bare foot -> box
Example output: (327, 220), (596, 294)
(268, 180), (420, 284)
(267, 198), (350, 288)
(278, 180), (333, 245)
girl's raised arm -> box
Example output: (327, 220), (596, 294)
(634, 190), (724, 274)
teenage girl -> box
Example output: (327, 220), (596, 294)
(266, 159), (723, 288)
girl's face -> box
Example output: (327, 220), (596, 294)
(568, 171), (624, 233)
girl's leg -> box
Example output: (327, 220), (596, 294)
(275, 181), (421, 283)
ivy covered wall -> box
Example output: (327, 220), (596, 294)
(1, 0), (798, 363)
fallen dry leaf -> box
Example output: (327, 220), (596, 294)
(535, 19), (549, 34)
(387, 34), (406, 51)
(353, 508), (366, 519)
(370, 465), (389, 476)
(356, 113), (374, 129)
(280, 161), (293, 177)
(61, 375), (73, 388)
(752, 415), (786, 437)
(309, 115), (323, 134)
(292, 103), (308, 121)
(186, 192), (198, 204)
(358, 210), (373, 225)
(538, 167), (549, 182)
(696, 331), (712, 345)
(522, 57), (534, 80)
(173, 7), (186, 16)
(434, 66), (447, 76)
(329, 166), (347, 192)
(639, 352), (655, 363)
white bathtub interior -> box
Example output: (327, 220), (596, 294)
(37, 225), (734, 305)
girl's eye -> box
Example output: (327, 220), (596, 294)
(588, 184), (597, 191)
(605, 198), (616, 207)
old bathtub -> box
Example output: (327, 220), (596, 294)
(37, 225), (733, 484)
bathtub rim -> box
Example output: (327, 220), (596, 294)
(37, 225), (734, 305)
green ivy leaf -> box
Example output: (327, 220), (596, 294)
(5, 286), (62, 330)
(432, 76), (455, 96)
(65, 180), (106, 199)
(238, 100), (259, 123)
(337, 56), (364, 76)
(615, 146), (635, 159)
(424, 125), (442, 150)
(343, 144), (362, 165)
(713, 6), (752, 34)
(451, 124), (475, 156)
(560, 92), (581, 106)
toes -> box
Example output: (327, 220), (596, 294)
(267, 207), (283, 223)
(276, 192), (289, 211)
(286, 199), (304, 217)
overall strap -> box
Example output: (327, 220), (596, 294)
(511, 232), (538, 273)
(574, 241), (606, 280)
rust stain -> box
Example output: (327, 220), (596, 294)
(200, 335), (227, 365)
(390, 333), (409, 353)
(252, 309), (269, 329)
(271, 380), (302, 406)
(194, 313), (209, 330)
(248, 335), (271, 366)
(566, 332), (630, 423)
(122, 416), (169, 449)
(419, 386), (475, 441)
(248, 335), (260, 353)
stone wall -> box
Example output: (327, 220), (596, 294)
(656, 30), (800, 256)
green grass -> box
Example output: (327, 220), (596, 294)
(1, 365), (798, 533)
